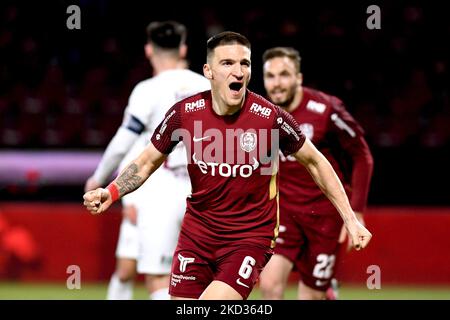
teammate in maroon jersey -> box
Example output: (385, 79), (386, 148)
(259, 47), (374, 300)
(83, 33), (372, 300)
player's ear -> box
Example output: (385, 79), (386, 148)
(144, 43), (153, 59)
(179, 44), (187, 59)
(203, 64), (213, 79)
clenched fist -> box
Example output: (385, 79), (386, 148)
(345, 219), (372, 251)
(339, 212), (366, 251)
(83, 188), (112, 215)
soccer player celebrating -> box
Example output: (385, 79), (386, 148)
(259, 47), (374, 300)
(83, 32), (371, 300)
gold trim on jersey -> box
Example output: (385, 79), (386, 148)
(269, 173), (279, 249)
(269, 155), (279, 201)
(271, 193), (280, 249)
(269, 173), (277, 200)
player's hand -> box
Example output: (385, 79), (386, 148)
(84, 176), (102, 193)
(122, 204), (137, 225)
(344, 214), (372, 251)
(339, 212), (365, 251)
(83, 188), (112, 215)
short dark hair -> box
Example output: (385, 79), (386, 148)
(262, 47), (301, 72)
(146, 20), (187, 49)
(206, 31), (251, 59)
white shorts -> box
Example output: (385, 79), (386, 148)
(122, 166), (190, 275)
(115, 217), (139, 259)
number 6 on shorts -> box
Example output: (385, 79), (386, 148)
(238, 256), (256, 279)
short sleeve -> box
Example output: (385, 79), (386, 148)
(125, 82), (155, 127)
(150, 103), (182, 154)
(274, 106), (306, 155)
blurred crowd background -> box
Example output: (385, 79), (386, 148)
(0, 1), (449, 204)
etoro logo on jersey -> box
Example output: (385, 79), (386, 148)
(172, 121), (280, 176)
(192, 153), (259, 178)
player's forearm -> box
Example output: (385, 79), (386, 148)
(93, 128), (139, 184)
(111, 162), (142, 197)
(110, 143), (166, 198)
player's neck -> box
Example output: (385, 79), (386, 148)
(211, 94), (243, 116)
(151, 57), (183, 75)
(285, 87), (303, 113)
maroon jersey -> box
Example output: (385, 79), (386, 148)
(151, 90), (305, 247)
(279, 87), (373, 215)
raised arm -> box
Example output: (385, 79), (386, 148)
(83, 142), (167, 215)
(293, 139), (372, 250)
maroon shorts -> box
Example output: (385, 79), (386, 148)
(169, 230), (273, 299)
(275, 210), (343, 291)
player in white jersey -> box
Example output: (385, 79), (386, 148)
(84, 21), (210, 300)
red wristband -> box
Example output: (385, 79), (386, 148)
(106, 183), (119, 203)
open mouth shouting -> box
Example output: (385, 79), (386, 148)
(229, 81), (243, 96)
